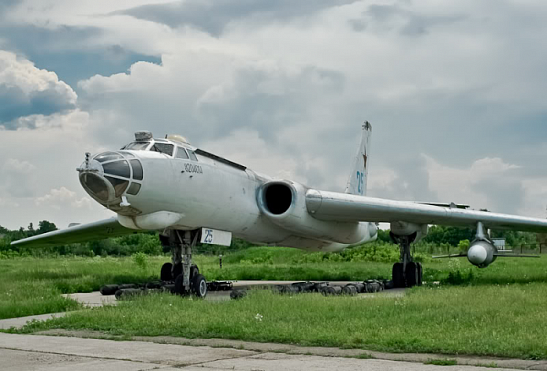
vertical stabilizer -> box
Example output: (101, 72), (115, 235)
(345, 121), (372, 196)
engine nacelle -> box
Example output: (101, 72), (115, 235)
(390, 221), (428, 243)
(467, 240), (497, 268)
(257, 180), (375, 244)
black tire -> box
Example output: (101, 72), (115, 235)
(312, 282), (328, 292)
(392, 262), (405, 288)
(342, 284), (358, 296)
(405, 262), (419, 287)
(174, 274), (188, 296)
(100, 284), (119, 296)
(115, 288), (142, 300)
(417, 262), (423, 286)
(160, 262), (173, 281)
(146, 281), (163, 289)
(172, 263), (183, 281)
(191, 274), (207, 298)
(383, 280), (395, 290)
(190, 264), (199, 279)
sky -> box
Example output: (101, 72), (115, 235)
(1, 0), (547, 230)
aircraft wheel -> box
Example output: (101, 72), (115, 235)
(174, 273), (188, 296)
(160, 262), (173, 281)
(417, 262), (423, 286)
(405, 262), (419, 287)
(191, 274), (207, 298)
(190, 264), (199, 279)
(172, 263), (183, 281)
(392, 262), (405, 288)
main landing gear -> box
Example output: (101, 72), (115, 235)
(159, 230), (207, 298)
(390, 232), (422, 288)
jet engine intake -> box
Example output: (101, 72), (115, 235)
(257, 181), (372, 245)
(467, 240), (497, 268)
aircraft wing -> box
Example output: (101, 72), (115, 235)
(306, 190), (547, 232)
(10, 217), (136, 249)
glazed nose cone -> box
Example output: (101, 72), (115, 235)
(78, 152), (132, 204)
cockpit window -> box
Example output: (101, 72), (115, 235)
(130, 160), (143, 180)
(150, 143), (174, 156)
(94, 152), (123, 163)
(122, 142), (150, 150)
(187, 150), (198, 161)
(103, 161), (131, 178)
(105, 176), (129, 197)
(175, 147), (189, 159)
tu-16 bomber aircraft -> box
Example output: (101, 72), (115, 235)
(12, 122), (547, 297)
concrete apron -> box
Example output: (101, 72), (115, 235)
(1, 332), (544, 371)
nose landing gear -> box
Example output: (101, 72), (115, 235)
(160, 229), (207, 298)
(390, 232), (423, 288)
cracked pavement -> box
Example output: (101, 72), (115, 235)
(0, 333), (537, 371)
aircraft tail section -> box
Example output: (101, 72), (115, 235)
(345, 121), (372, 196)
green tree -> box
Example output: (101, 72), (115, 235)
(37, 220), (57, 234)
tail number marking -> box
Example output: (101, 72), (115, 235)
(356, 171), (364, 195)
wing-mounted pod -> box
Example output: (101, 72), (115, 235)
(435, 222), (540, 267)
(257, 181), (373, 244)
(467, 240), (497, 268)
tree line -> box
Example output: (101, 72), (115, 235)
(0, 220), (540, 258)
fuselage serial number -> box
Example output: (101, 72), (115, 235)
(185, 163), (203, 174)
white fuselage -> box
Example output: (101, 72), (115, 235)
(79, 139), (377, 252)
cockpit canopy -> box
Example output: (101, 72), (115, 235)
(120, 131), (193, 157)
(121, 140), (174, 156)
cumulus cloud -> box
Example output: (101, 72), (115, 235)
(120, 0), (359, 36)
(2, 0), (547, 229)
(6, 109), (90, 131)
(35, 187), (93, 210)
(1, 158), (38, 198)
(425, 156), (524, 214)
(0, 50), (77, 127)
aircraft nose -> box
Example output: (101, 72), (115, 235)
(78, 151), (142, 206)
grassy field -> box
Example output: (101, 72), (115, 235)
(1, 247), (547, 358)
(1, 247), (547, 320)
(17, 284), (547, 359)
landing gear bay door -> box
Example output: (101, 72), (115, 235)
(200, 228), (232, 246)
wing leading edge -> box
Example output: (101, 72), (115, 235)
(10, 217), (136, 249)
(306, 190), (547, 233)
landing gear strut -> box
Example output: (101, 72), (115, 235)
(390, 232), (422, 288)
(159, 230), (207, 298)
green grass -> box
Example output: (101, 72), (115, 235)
(16, 284), (547, 359)
(2, 248), (547, 359)
(1, 248), (547, 320)
(0, 256), (164, 319)
(425, 359), (457, 366)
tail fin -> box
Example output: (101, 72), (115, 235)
(345, 121), (372, 196)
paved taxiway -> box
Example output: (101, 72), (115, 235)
(0, 333), (531, 371)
